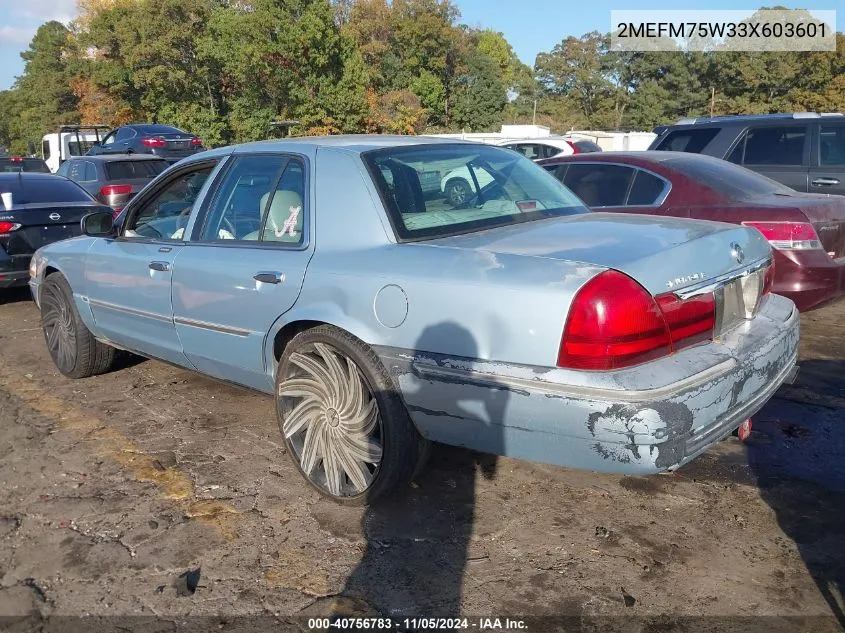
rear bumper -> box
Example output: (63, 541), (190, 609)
(379, 294), (799, 475)
(773, 249), (845, 311)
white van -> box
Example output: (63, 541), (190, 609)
(41, 125), (110, 173)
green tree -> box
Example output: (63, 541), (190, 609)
(11, 21), (81, 152)
(452, 51), (507, 131)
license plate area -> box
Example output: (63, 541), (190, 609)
(714, 270), (764, 337)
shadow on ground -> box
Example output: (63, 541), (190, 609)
(747, 359), (845, 626)
(0, 287), (32, 305)
(335, 322), (507, 623)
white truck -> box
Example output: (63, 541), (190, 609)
(40, 125), (110, 173)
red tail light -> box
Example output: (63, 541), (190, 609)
(100, 184), (132, 197)
(557, 270), (715, 370)
(565, 140), (581, 155)
(9, 156), (23, 163)
(190, 138), (203, 146)
(0, 221), (21, 234)
(141, 137), (167, 148)
(741, 221), (822, 251)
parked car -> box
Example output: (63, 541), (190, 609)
(565, 138), (603, 153)
(649, 112), (845, 196)
(0, 173), (113, 292)
(0, 156), (51, 173)
(57, 155), (170, 217)
(538, 151), (845, 312)
(87, 124), (205, 163)
(496, 137), (577, 161)
(29, 137), (798, 505)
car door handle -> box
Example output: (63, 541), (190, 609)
(149, 261), (171, 272)
(253, 271), (284, 284)
(812, 177), (840, 186)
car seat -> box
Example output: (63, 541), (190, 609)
(242, 190), (303, 242)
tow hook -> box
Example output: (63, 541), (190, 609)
(735, 418), (753, 442)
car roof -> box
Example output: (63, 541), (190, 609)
(538, 150), (747, 173)
(63, 154), (169, 162)
(0, 172), (61, 182)
(212, 134), (479, 157)
(664, 112), (844, 127)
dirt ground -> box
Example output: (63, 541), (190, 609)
(0, 286), (844, 632)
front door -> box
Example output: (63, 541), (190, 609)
(84, 160), (219, 366)
(171, 152), (314, 391)
(810, 120), (845, 197)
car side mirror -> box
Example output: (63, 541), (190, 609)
(81, 211), (115, 237)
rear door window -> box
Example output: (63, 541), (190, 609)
(653, 128), (720, 153)
(728, 125), (808, 166)
(562, 164), (636, 207)
(820, 124), (845, 166)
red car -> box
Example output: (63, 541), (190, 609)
(538, 151), (845, 312)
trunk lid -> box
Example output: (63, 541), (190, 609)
(426, 212), (772, 296)
(0, 201), (106, 255)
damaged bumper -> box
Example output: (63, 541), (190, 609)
(379, 293), (799, 475)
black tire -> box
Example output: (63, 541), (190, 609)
(40, 273), (115, 378)
(276, 324), (428, 505)
(445, 178), (472, 207)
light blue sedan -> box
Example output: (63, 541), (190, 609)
(28, 136), (799, 504)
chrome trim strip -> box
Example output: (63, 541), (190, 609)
(412, 357), (737, 403)
(173, 316), (251, 337)
(674, 257), (771, 299)
(87, 298), (173, 323)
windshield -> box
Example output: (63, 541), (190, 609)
(666, 155), (797, 201)
(363, 143), (589, 241)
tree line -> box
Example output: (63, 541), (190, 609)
(0, 0), (843, 154)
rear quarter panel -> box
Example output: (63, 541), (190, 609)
(265, 146), (607, 372)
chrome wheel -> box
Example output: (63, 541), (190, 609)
(41, 282), (77, 374)
(278, 342), (384, 498)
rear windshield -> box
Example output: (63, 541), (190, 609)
(0, 177), (96, 205)
(667, 155), (796, 201)
(133, 124), (184, 135)
(363, 143), (589, 241)
(653, 128), (720, 153)
(0, 158), (50, 173)
(105, 160), (168, 180)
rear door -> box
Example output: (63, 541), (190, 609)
(809, 120), (845, 197)
(725, 123), (811, 192)
(171, 152), (314, 392)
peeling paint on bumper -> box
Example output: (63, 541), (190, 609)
(377, 293), (799, 475)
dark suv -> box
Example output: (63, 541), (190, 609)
(649, 112), (845, 196)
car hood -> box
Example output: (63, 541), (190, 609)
(424, 212), (772, 295)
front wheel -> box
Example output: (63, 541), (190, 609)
(276, 325), (427, 505)
(40, 273), (115, 378)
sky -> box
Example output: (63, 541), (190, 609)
(0, 0), (841, 91)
